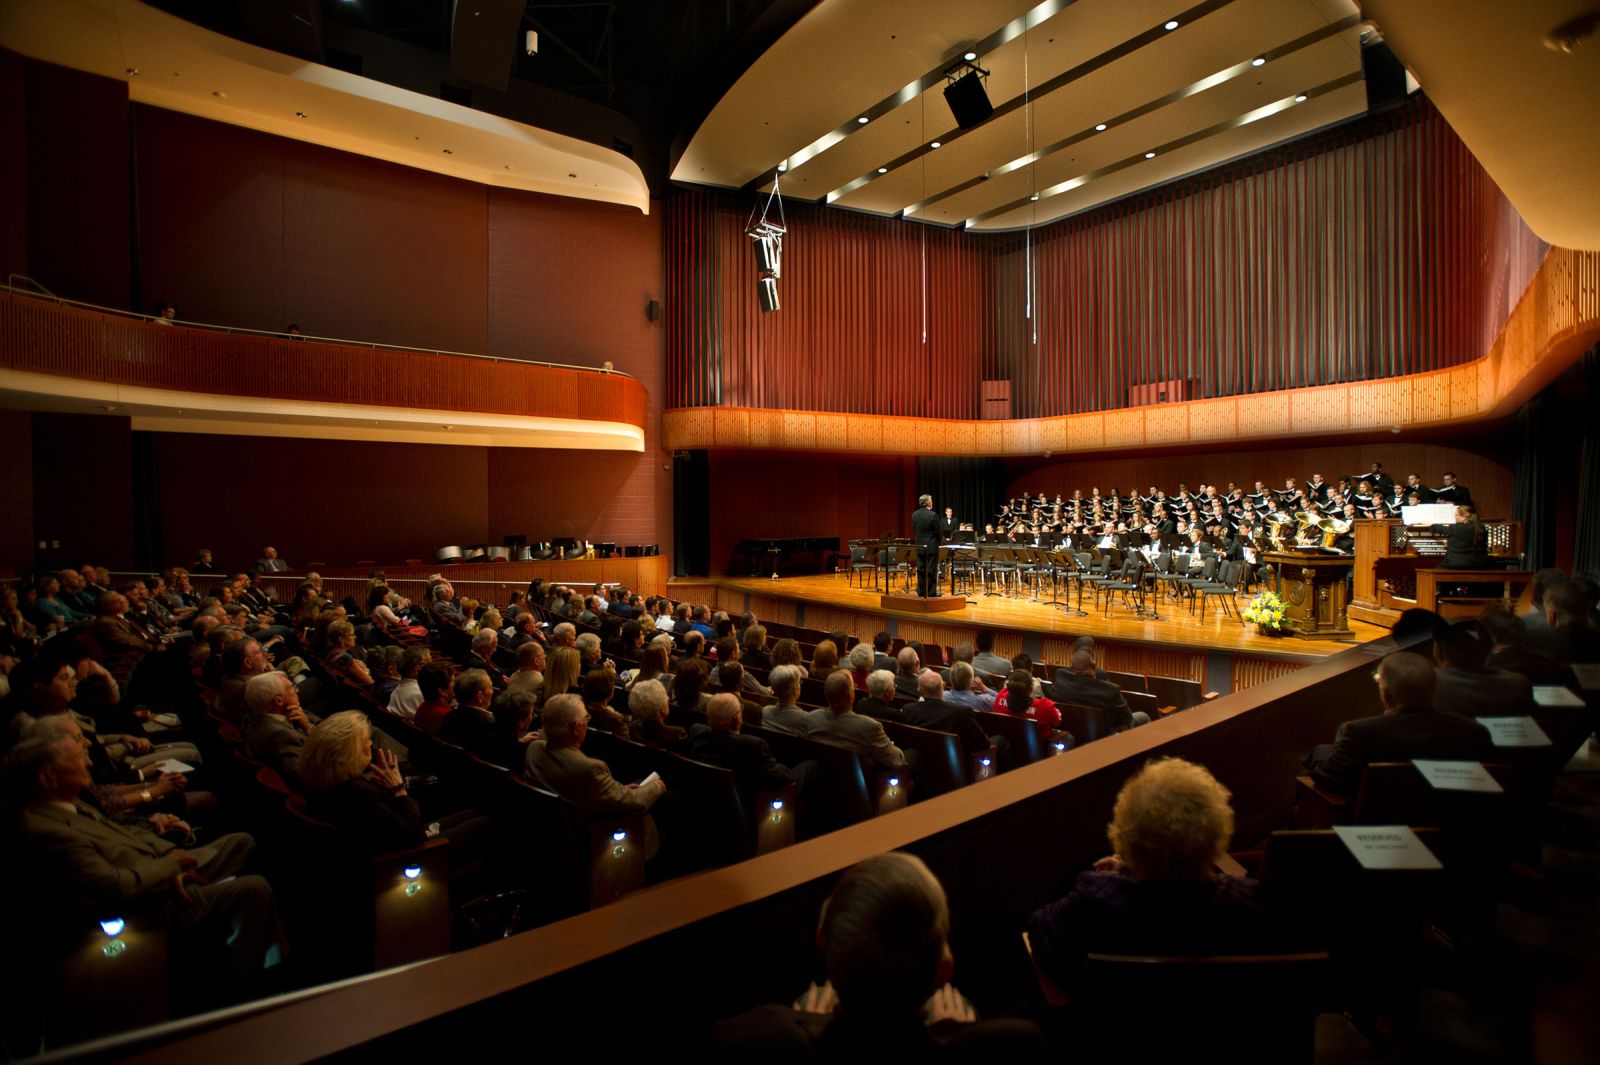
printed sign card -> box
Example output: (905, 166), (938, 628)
(1533, 685), (1585, 708)
(1570, 664), (1600, 691)
(1333, 825), (1444, 870)
(1483, 716), (1552, 748)
(1412, 759), (1503, 793)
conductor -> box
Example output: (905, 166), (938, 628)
(912, 493), (942, 597)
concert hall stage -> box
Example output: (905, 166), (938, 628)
(670, 574), (1390, 695)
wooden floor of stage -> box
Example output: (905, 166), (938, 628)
(706, 573), (1387, 660)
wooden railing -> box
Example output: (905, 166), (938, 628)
(0, 289), (648, 429)
(664, 246), (1600, 456)
(65, 636), (1405, 1064)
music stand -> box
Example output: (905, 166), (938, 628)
(894, 545), (920, 595)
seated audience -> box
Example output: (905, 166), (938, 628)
(710, 636), (774, 699)
(1309, 651), (1493, 797)
(943, 661), (996, 711)
(1479, 607), (1572, 687)
(477, 690), (539, 769)
(5, 719), (284, 983)
(388, 647), (430, 718)
(996, 669), (1061, 731)
(1050, 648), (1150, 731)
(893, 647), (923, 699)
(858, 669), (904, 721)
(904, 672), (1004, 759)
(871, 631), (895, 672)
(689, 692), (811, 803)
(541, 645), (584, 703)
(804, 671), (905, 767)
(672, 659), (712, 721)
(740, 624), (772, 672)
(711, 852), (1044, 1060)
(762, 664), (810, 735)
(1432, 620), (1535, 717)
(1027, 758), (1270, 993)
(412, 662), (457, 734)
(582, 667), (628, 734)
(1530, 582), (1600, 664)
(809, 639), (840, 679)
(367, 646), (403, 706)
(463, 630), (509, 691)
(972, 630), (1012, 679)
(524, 694), (666, 858)
(217, 637), (271, 722)
(241, 672), (311, 789)
(770, 638), (804, 670)
(625, 680), (687, 751)
(846, 642), (875, 691)
(438, 669), (496, 748)
(507, 641), (546, 701)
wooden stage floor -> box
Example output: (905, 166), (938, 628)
(706, 573), (1386, 662)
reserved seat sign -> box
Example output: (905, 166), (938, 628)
(1412, 759), (1503, 793)
(1333, 825), (1443, 870)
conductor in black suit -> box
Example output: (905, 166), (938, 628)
(912, 493), (942, 597)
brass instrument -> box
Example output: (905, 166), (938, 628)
(1319, 516), (1352, 549)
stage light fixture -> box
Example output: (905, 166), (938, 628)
(747, 176), (788, 313)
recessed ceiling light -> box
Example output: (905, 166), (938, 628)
(1251, 56), (1266, 67)
(963, 50), (978, 61)
(1145, 151), (1156, 159)
(1095, 123), (1107, 131)
(857, 116), (869, 124)
(1294, 93), (1307, 103)
(930, 141), (941, 148)
(1164, 20), (1179, 31)
(877, 166), (888, 174)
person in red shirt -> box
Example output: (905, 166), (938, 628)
(411, 662), (457, 734)
(997, 668), (1061, 733)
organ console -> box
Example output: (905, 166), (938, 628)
(1349, 518), (1524, 626)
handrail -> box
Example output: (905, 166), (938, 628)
(0, 280), (633, 379)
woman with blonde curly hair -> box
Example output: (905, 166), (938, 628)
(1026, 758), (1268, 992)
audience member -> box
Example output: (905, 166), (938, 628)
(943, 661), (995, 711)
(847, 642), (875, 691)
(804, 671), (905, 767)
(871, 631), (895, 672)
(388, 647), (430, 718)
(1479, 607), (1571, 687)
(1432, 620), (1535, 717)
(809, 639), (840, 679)
(1049, 648), (1149, 731)
(1530, 583), (1600, 664)
(762, 665), (811, 735)
(997, 669), (1061, 731)
(241, 672), (311, 789)
(711, 853), (1044, 1060)
(904, 671), (1001, 758)
(690, 692), (811, 802)
(893, 646), (923, 699)
(672, 658), (712, 721)
(626, 680), (687, 751)
(507, 641), (546, 701)
(1309, 652), (1492, 797)
(478, 689), (539, 769)
(438, 669), (496, 748)
(1027, 758), (1269, 993)
(582, 668), (628, 734)
(411, 662), (457, 734)
(858, 669), (904, 721)
(524, 695), (665, 858)
(972, 630), (1012, 679)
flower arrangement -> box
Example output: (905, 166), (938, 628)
(1242, 590), (1288, 633)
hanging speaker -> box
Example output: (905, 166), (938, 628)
(1361, 38), (1407, 112)
(944, 69), (993, 129)
(757, 277), (781, 313)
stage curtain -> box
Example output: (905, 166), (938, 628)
(1512, 398), (1558, 572)
(918, 457), (1005, 535)
(1573, 349), (1600, 579)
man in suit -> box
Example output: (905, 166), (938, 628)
(870, 631), (896, 673)
(904, 672), (1003, 758)
(1432, 621), (1534, 718)
(857, 670), (905, 721)
(1530, 582), (1600, 664)
(525, 694), (666, 858)
(241, 672), (311, 789)
(1050, 648), (1149, 732)
(689, 693), (814, 801)
(893, 646), (924, 699)
(709, 853), (1045, 1058)
(1432, 471), (1473, 508)
(911, 493), (942, 597)
(256, 546), (290, 573)
(8, 720), (284, 982)
(972, 630), (1012, 680)
(463, 629), (509, 691)
(804, 671), (906, 768)
(1310, 652), (1492, 798)
(1479, 607), (1572, 687)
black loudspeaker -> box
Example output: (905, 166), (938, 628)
(944, 69), (994, 129)
(646, 299), (661, 322)
(450, 0), (525, 92)
(1361, 39), (1407, 112)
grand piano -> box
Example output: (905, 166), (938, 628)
(734, 536), (841, 577)
(1349, 517), (1525, 626)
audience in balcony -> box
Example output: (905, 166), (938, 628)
(1027, 758), (1268, 993)
(1431, 620), (1534, 718)
(257, 546), (290, 573)
(1308, 651), (1492, 798)
(712, 852), (1044, 1059)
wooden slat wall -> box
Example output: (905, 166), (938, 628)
(1232, 656), (1308, 691)
(664, 244), (1600, 459)
(0, 294), (648, 430)
(253, 557), (671, 603)
(665, 98), (1544, 420)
